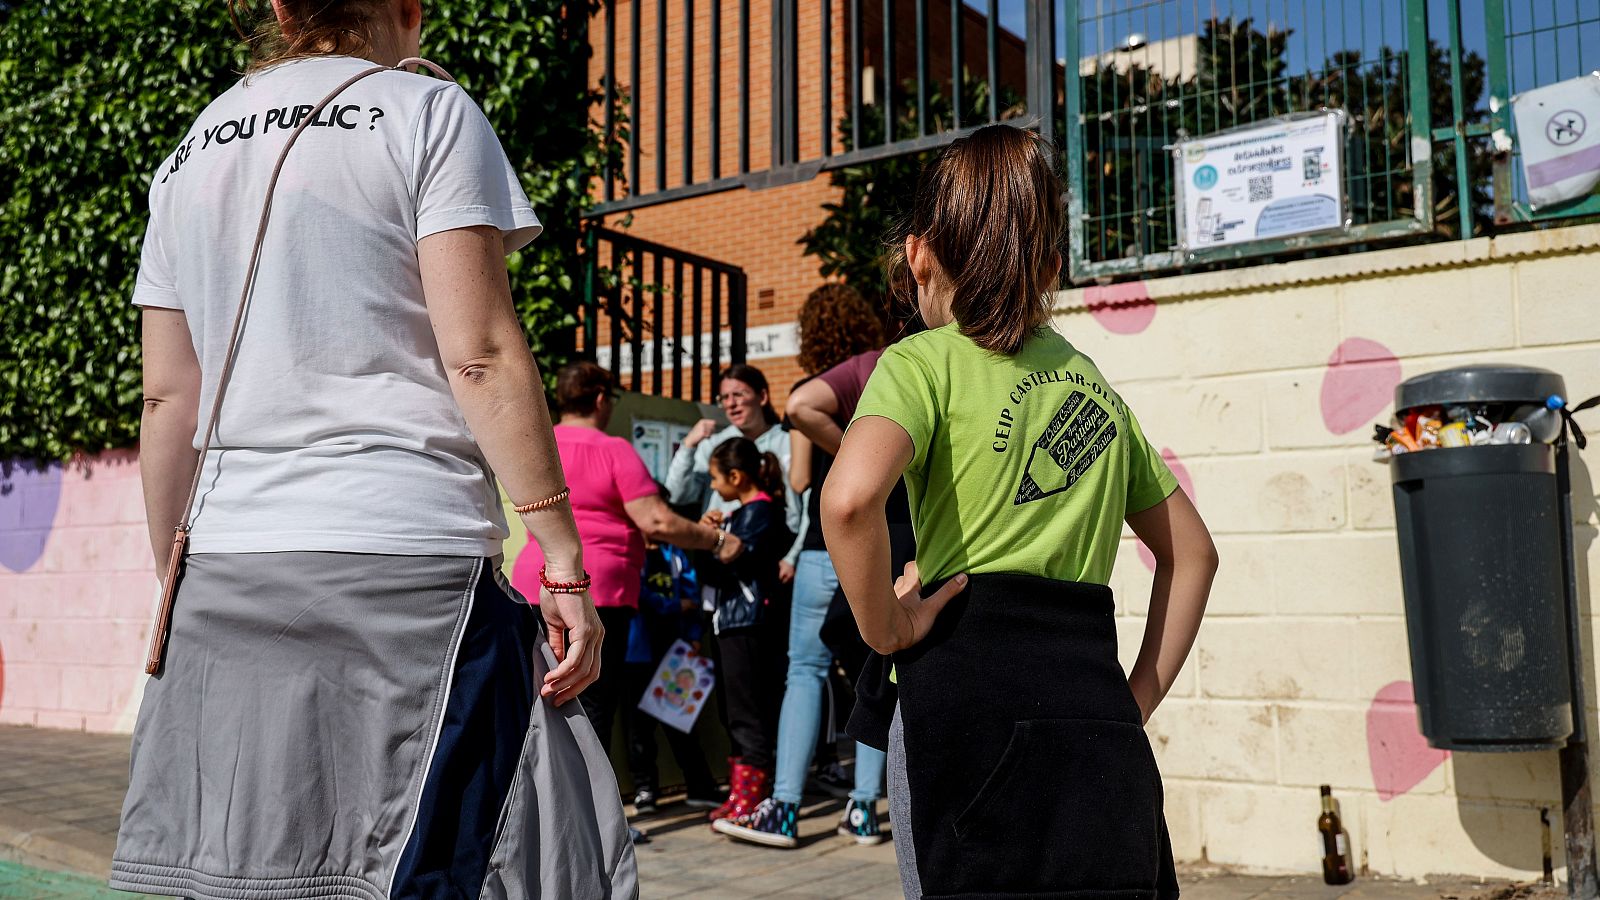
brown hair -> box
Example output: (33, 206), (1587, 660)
(797, 283), (884, 375)
(889, 124), (1064, 355)
(709, 437), (786, 499)
(227, 0), (392, 71)
(556, 361), (616, 415)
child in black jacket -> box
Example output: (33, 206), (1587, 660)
(701, 437), (792, 829)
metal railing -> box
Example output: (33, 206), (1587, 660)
(581, 228), (748, 404)
(1486, 0), (1600, 224)
(584, 2), (1600, 281)
(587, 0), (1050, 217)
(1063, 0), (1440, 280)
(1066, 0), (1600, 281)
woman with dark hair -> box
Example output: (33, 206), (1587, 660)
(115, 2), (637, 896)
(513, 362), (738, 812)
(665, 364), (795, 527)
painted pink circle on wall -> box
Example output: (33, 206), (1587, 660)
(1085, 282), (1156, 335)
(1367, 680), (1450, 801)
(1320, 338), (1401, 435)
(1138, 448), (1195, 571)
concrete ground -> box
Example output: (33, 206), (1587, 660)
(0, 724), (1557, 898)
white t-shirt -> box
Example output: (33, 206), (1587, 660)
(134, 56), (541, 556)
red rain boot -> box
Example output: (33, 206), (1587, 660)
(719, 765), (772, 827)
(709, 757), (744, 822)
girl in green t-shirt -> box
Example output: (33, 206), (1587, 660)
(822, 124), (1217, 898)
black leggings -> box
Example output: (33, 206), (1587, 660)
(715, 615), (787, 769)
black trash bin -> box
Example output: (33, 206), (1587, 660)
(1391, 365), (1573, 752)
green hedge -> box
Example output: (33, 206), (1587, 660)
(0, 0), (606, 463)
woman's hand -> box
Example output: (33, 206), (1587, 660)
(539, 588), (604, 707)
(684, 418), (720, 448)
(885, 562), (968, 653)
(778, 560), (796, 584)
(700, 510), (725, 528)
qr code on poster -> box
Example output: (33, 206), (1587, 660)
(1248, 175), (1273, 202)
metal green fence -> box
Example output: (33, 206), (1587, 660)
(1486, 0), (1600, 224)
(1063, 0), (1597, 282)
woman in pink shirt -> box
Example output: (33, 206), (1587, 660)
(514, 362), (738, 762)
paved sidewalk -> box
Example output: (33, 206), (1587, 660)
(0, 724), (1556, 898)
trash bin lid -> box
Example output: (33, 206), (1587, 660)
(1395, 364), (1566, 411)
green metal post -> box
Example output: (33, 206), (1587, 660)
(1405, 0), (1436, 235)
(1483, 0), (1514, 225)
(1062, 0), (1086, 282)
(1444, 0), (1473, 237)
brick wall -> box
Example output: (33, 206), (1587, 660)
(1067, 224), (1600, 881)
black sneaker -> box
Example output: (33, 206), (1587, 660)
(837, 799), (886, 845)
(633, 786), (658, 815)
(808, 761), (853, 799)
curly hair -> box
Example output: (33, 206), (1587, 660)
(797, 283), (885, 375)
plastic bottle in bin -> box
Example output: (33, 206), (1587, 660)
(1516, 395), (1566, 444)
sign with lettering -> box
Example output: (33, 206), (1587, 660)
(1174, 111), (1347, 252)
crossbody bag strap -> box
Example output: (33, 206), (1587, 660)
(146, 57), (455, 674)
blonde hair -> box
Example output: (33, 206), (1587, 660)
(227, 0), (392, 72)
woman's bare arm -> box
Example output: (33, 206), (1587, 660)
(790, 429), (813, 494)
(139, 309), (201, 577)
(1125, 489), (1217, 723)
(822, 415), (965, 654)
(419, 224), (599, 706)
(623, 493), (742, 561)
(788, 378), (844, 455)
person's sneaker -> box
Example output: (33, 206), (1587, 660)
(632, 786), (658, 815)
(807, 761), (853, 799)
(837, 799), (886, 845)
(714, 798), (800, 849)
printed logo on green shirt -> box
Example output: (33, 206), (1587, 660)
(1013, 390), (1119, 505)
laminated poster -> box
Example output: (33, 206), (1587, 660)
(637, 640), (715, 733)
(1174, 111), (1346, 251)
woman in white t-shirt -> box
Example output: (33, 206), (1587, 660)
(111, 2), (637, 897)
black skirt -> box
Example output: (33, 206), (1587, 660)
(885, 573), (1179, 899)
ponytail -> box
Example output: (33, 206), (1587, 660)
(710, 438), (787, 499)
(757, 452), (785, 498)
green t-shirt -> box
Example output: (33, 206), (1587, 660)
(852, 323), (1178, 586)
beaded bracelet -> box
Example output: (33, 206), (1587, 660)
(514, 487), (570, 515)
(539, 565), (592, 594)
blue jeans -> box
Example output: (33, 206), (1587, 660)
(771, 550), (886, 805)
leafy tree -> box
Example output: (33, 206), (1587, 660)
(0, 0), (613, 463)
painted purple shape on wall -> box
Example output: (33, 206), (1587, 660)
(1320, 338), (1402, 435)
(0, 459), (63, 573)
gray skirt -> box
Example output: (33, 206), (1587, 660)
(110, 552), (638, 900)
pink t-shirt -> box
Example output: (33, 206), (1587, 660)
(512, 425), (660, 609)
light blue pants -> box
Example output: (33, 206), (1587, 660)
(771, 550), (886, 805)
